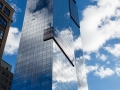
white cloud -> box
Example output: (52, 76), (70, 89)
(80, 0), (120, 53)
(4, 27), (21, 55)
(86, 64), (98, 74)
(94, 66), (114, 78)
(10, 3), (22, 22)
(105, 44), (120, 57)
(86, 64), (115, 78)
(106, 61), (110, 64)
(10, 3), (21, 12)
(99, 54), (107, 61)
(96, 52), (100, 58)
(84, 54), (91, 60)
(115, 61), (120, 67)
(96, 52), (107, 61)
(115, 67), (120, 76)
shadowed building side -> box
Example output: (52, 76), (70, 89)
(0, 0), (14, 61)
(0, 60), (13, 90)
(0, 0), (14, 90)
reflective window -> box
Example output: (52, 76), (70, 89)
(4, 7), (10, 16)
(11, 0), (87, 90)
(0, 83), (6, 90)
(0, 15), (7, 28)
(53, 41), (78, 90)
(0, 29), (4, 39)
(0, 2), (3, 10)
(69, 0), (80, 28)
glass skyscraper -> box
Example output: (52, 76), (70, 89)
(11, 0), (88, 90)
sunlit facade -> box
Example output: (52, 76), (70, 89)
(11, 0), (88, 90)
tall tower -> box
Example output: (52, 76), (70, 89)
(12, 0), (88, 90)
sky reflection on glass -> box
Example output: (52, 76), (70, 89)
(11, 0), (88, 90)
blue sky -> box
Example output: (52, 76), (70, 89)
(3, 0), (120, 90)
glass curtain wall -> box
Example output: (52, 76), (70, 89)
(53, 0), (88, 90)
(11, 0), (53, 90)
(11, 0), (88, 90)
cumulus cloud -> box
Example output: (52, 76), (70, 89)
(10, 3), (22, 22)
(105, 44), (120, 57)
(4, 27), (21, 55)
(80, 0), (120, 53)
(84, 54), (91, 60)
(86, 65), (115, 78)
(96, 52), (107, 61)
(115, 61), (120, 67)
(106, 61), (110, 64)
(115, 67), (120, 76)
(86, 64), (98, 74)
(10, 3), (22, 12)
(99, 54), (107, 61)
(94, 66), (114, 78)
(96, 52), (100, 58)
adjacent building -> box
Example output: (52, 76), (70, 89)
(0, 0), (14, 90)
(12, 0), (88, 90)
(0, 60), (13, 90)
(0, 0), (14, 60)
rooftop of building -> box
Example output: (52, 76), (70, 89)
(0, 60), (12, 72)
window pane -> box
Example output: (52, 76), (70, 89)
(0, 2), (3, 9)
(0, 15), (7, 28)
(0, 77), (8, 83)
(69, 0), (80, 28)
(0, 29), (4, 39)
(4, 7), (10, 16)
(0, 83), (6, 90)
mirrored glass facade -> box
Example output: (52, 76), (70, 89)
(11, 0), (88, 90)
